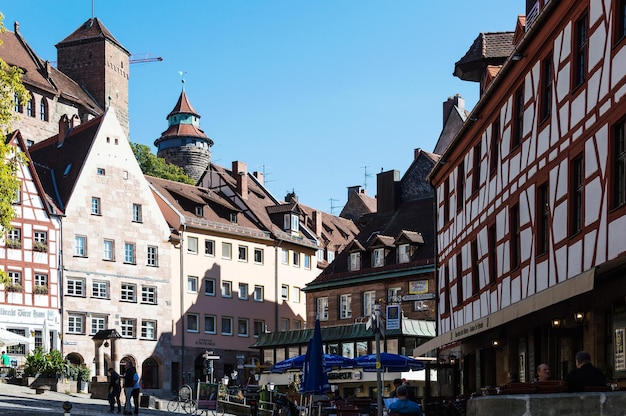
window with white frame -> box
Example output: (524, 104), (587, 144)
(91, 197), (101, 215)
(187, 276), (198, 293)
(34, 231), (47, 244)
(92, 281), (108, 298)
(187, 314), (199, 332)
(340, 294), (352, 319)
(147, 245), (158, 266)
(121, 318), (136, 337)
(253, 320), (265, 337)
(205, 239), (215, 256)
(222, 317), (233, 335)
(187, 236), (198, 254)
(281, 248), (289, 264)
(103, 239), (115, 261)
(254, 248), (263, 264)
(238, 318), (249, 337)
(67, 278), (85, 296)
(317, 249), (324, 261)
(222, 242), (232, 259)
(238, 283), (248, 300)
(254, 285), (264, 302)
(34, 273), (48, 288)
(132, 203), (142, 223)
(195, 206), (203, 217)
(121, 283), (137, 302)
(222, 281), (232, 298)
(7, 228), (21, 244)
(124, 242), (136, 264)
(281, 284), (289, 300)
(292, 287), (301, 303)
(91, 316), (106, 335)
(74, 235), (87, 257)
(317, 297), (329, 320)
(304, 255), (311, 269)
(328, 251), (335, 262)
(142, 286), (157, 304)
(238, 245), (248, 262)
(204, 278), (216, 296)
(8, 271), (21, 285)
(388, 287), (401, 303)
(349, 252), (361, 271)
(141, 320), (156, 340)
(398, 244), (411, 263)
(364, 291), (376, 317)
(97, 167), (105, 176)
(68, 314), (84, 334)
(204, 315), (217, 334)
(292, 251), (300, 267)
(372, 248), (384, 267)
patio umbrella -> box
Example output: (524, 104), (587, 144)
(300, 319), (329, 394)
(354, 352), (425, 372)
(0, 328), (30, 348)
(270, 353), (356, 373)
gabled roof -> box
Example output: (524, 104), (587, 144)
(167, 91), (201, 118)
(368, 235), (395, 249)
(56, 18), (130, 55)
(396, 230), (424, 244)
(453, 32), (515, 82)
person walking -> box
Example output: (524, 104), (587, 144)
(131, 368), (141, 415)
(565, 351), (606, 392)
(123, 365), (137, 415)
(108, 368), (122, 413)
(1, 351), (11, 367)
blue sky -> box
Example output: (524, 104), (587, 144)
(2, 1), (521, 213)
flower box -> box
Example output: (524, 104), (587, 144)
(33, 241), (48, 252)
(6, 282), (23, 292)
(6, 239), (22, 249)
(33, 285), (48, 295)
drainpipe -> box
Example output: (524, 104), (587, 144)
(274, 241), (281, 333)
(180, 224), (186, 385)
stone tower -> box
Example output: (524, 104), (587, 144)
(154, 91), (213, 182)
(55, 18), (131, 138)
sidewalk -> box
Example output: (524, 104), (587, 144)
(0, 381), (177, 416)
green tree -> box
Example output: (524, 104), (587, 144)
(0, 12), (30, 283)
(131, 142), (195, 184)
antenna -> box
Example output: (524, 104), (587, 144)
(329, 198), (339, 215)
(92, 0), (95, 19)
(361, 165), (373, 191)
(178, 71), (187, 91)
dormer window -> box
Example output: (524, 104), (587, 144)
(349, 252), (361, 271)
(230, 213), (237, 223)
(195, 206), (203, 217)
(284, 214), (299, 232)
(372, 248), (385, 267)
(398, 244), (411, 263)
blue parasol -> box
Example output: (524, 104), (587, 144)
(300, 319), (329, 394)
(354, 352), (425, 372)
(270, 353), (356, 373)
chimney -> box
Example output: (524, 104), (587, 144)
(376, 170), (400, 213)
(14, 21), (19, 34)
(232, 161), (248, 199)
(414, 148), (422, 160)
(347, 186), (362, 200)
(443, 94), (464, 126)
(58, 114), (70, 146)
(71, 113), (81, 128)
(253, 171), (264, 186)
(312, 210), (323, 236)
(285, 191), (297, 203)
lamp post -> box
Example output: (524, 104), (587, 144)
(203, 351), (220, 384)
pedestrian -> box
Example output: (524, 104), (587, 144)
(108, 368), (122, 413)
(131, 368), (141, 415)
(536, 363), (551, 382)
(123, 365), (137, 415)
(1, 350), (11, 367)
(386, 385), (423, 416)
(564, 351), (606, 392)
(389, 378), (402, 397)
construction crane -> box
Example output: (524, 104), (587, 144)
(130, 53), (163, 64)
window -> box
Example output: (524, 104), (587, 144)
(121, 283), (137, 302)
(510, 204), (521, 270)
(238, 245), (248, 262)
(254, 285), (264, 302)
(363, 291), (376, 317)
(221, 317), (233, 335)
(292, 320), (301, 330)
(221, 242), (232, 259)
(253, 320), (265, 337)
(349, 252), (361, 271)
(67, 278), (85, 296)
(281, 318), (290, 331)
(612, 118), (626, 208)
(187, 276), (198, 293)
(537, 182), (550, 255)
(121, 318), (136, 338)
(292, 286), (301, 303)
(204, 315), (217, 334)
(8, 271), (21, 285)
(74, 235), (87, 257)
(146, 245), (158, 266)
(456, 160), (465, 211)
(204, 278), (216, 296)
(68, 315), (84, 334)
(490, 117), (500, 176)
(103, 239), (115, 261)
(281, 284), (289, 300)
(124, 242), (136, 264)
(443, 266), (450, 313)
(328, 251), (335, 262)
(142, 286), (157, 304)
(187, 314), (199, 332)
(34, 231), (47, 244)
(443, 179), (450, 223)
(304, 254), (311, 269)
(254, 248), (263, 264)
(398, 244), (410, 263)
(617, 0), (626, 43)
(91, 317), (106, 335)
(372, 248), (384, 267)
(92, 281), (108, 298)
(195, 206), (203, 217)
(292, 251), (300, 267)
(238, 283), (249, 300)
(97, 167), (106, 176)
(230, 213), (237, 223)
(573, 12), (588, 88)
(141, 320), (156, 340)
(91, 197), (101, 215)
(570, 155), (584, 235)
(284, 214), (299, 231)
(204, 239), (215, 256)
(281, 248), (289, 264)
(6, 329), (26, 355)
(34, 330), (43, 349)
(238, 319), (249, 337)
(540, 53), (553, 120)
(456, 253), (463, 306)
(40, 98), (48, 121)
(472, 142), (481, 193)
(388, 287), (401, 303)
(26, 97), (34, 117)
(488, 224), (497, 286)
(34, 273), (47, 288)
(188, 236), (198, 254)
(7, 228), (21, 248)
(340, 294), (352, 319)
(512, 84), (524, 149)
(222, 281), (232, 298)
(471, 239), (479, 296)
(132, 204), (142, 223)
(317, 297), (329, 320)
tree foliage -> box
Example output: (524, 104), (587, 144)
(131, 142), (195, 184)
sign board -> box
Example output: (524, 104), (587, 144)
(402, 293), (435, 301)
(409, 280), (429, 294)
(386, 305), (400, 330)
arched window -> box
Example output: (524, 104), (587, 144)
(40, 98), (48, 121)
(141, 357), (159, 389)
(26, 97), (35, 117)
(14, 93), (23, 113)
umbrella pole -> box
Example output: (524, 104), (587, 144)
(375, 305), (383, 416)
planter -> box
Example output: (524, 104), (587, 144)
(29, 376), (77, 393)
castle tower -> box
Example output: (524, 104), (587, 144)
(55, 18), (131, 138)
(154, 91), (213, 182)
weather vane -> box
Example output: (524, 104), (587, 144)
(178, 71), (187, 91)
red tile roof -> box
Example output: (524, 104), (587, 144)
(454, 32), (515, 82)
(56, 18), (129, 55)
(167, 91), (201, 118)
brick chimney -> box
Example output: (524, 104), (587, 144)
(312, 210), (323, 236)
(347, 185), (362, 199)
(58, 114), (70, 146)
(253, 171), (264, 186)
(376, 170), (400, 213)
(443, 94), (464, 125)
(232, 161), (248, 199)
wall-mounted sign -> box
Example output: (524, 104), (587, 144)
(386, 305), (400, 330)
(616, 328), (625, 372)
(409, 280), (428, 294)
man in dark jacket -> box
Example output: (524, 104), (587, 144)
(108, 368), (122, 413)
(565, 351), (606, 392)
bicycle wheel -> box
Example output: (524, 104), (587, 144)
(180, 384), (194, 402)
(183, 399), (198, 414)
(168, 399), (180, 413)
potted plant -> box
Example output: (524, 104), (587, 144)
(33, 241), (48, 252)
(6, 238), (21, 249)
(6, 282), (22, 292)
(33, 285), (49, 295)
(77, 365), (91, 392)
(24, 348), (69, 391)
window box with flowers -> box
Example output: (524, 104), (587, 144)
(33, 241), (48, 252)
(6, 282), (23, 292)
(34, 285), (48, 295)
(6, 239), (22, 249)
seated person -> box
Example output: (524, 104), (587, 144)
(565, 351), (606, 392)
(386, 385), (423, 416)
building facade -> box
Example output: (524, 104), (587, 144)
(419, 0), (626, 393)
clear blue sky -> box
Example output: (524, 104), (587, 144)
(2, 1), (521, 214)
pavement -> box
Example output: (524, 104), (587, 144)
(0, 381), (187, 416)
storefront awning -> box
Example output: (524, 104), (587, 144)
(413, 267), (596, 356)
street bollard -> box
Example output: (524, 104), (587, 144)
(62, 401), (72, 415)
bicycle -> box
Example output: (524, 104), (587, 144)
(168, 384), (197, 414)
